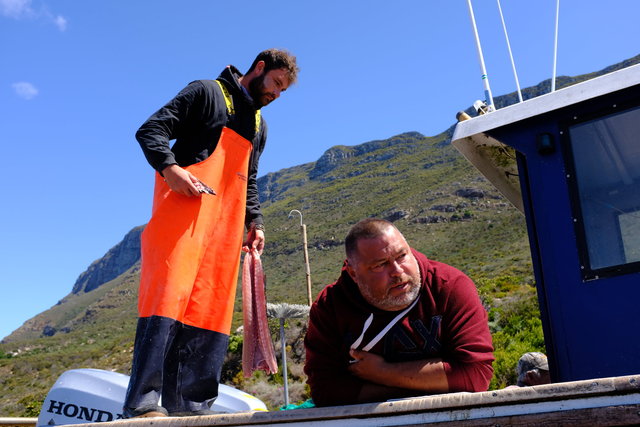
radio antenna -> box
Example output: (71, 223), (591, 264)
(466, 0), (495, 112)
(496, 0), (522, 102)
(551, 0), (560, 92)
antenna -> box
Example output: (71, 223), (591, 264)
(551, 0), (560, 92)
(496, 0), (523, 103)
(466, 0), (495, 112)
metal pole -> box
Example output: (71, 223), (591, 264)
(551, 0), (560, 92)
(301, 223), (312, 306)
(0, 419), (37, 426)
(466, 0), (495, 111)
(288, 209), (313, 305)
(280, 318), (289, 407)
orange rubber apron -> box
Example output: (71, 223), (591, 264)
(138, 127), (252, 334)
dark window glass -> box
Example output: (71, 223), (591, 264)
(569, 106), (640, 273)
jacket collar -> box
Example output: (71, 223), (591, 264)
(217, 65), (259, 110)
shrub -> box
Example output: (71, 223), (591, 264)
(18, 394), (44, 417)
(487, 283), (545, 389)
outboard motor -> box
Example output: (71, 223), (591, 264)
(37, 369), (267, 426)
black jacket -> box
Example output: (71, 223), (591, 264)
(136, 66), (267, 228)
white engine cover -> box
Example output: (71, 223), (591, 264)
(37, 368), (267, 426)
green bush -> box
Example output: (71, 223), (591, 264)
(227, 334), (243, 355)
(18, 394), (44, 417)
(486, 282), (545, 389)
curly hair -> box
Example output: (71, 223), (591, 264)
(247, 48), (299, 85)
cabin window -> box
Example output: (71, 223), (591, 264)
(618, 211), (640, 263)
(568, 105), (640, 278)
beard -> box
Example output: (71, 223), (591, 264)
(358, 274), (421, 312)
(248, 73), (272, 108)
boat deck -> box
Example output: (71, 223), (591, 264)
(57, 374), (640, 426)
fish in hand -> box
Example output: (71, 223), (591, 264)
(242, 250), (278, 377)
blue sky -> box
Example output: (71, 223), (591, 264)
(1, 0), (638, 340)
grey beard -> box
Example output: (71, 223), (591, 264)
(360, 279), (421, 311)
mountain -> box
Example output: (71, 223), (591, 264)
(71, 226), (143, 295)
(1, 55), (639, 417)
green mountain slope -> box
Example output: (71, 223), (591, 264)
(1, 55), (638, 416)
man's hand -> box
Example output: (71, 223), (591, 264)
(243, 226), (265, 255)
(348, 349), (388, 383)
(348, 349), (449, 393)
(162, 164), (201, 197)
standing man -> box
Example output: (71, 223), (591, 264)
(304, 219), (494, 406)
(124, 49), (299, 418)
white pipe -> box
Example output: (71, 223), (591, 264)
(280, 318), (289, 407)
(496, 0), (523, 102)
(551, 0), (560, 92)
(466, 0), (495, 111)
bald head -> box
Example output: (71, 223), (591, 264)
(345, 218), (397, 262)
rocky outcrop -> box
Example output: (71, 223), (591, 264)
(71, 225), (143, 294)
(413, 215), (448, 224)
(431, 204), (456, 212)
(309, 146), (356, 179)
(257, 164), (311, 204)
(309, 132), (424, 180)
(384, 210), (411, 222)
(312, 239), (342, 250)
(455, 188), (485, 199)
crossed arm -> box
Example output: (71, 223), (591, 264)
(348, 349), (449, 402)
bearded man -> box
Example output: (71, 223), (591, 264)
(304, 218), (494, 406)
(124, 49), (298, 418)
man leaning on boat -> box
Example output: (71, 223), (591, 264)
(304, 218), (494, 406)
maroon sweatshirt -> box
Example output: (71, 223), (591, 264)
(304, 249), (494, 407)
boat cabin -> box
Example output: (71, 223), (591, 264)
(452, 64), (640, 383)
